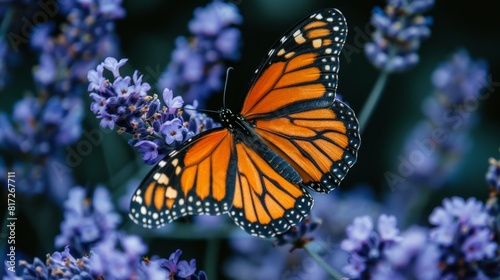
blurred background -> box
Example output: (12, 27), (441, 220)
(1, 0), (500, 279)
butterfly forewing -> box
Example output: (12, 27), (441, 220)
(129, 128), (236, 228)
(241, 8), (347, 119)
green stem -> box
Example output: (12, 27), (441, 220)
(304, 243), (344, 280)
(358, 69), (390, 134)
(204, 237), (220, 280)
(0, 7), (15, 40)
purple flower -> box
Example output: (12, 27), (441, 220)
(102, 57), (128, 78)
(55, 186), (121, 252)
(365, 0), (434, 71)
(0, 0), (124, 198)
(177, 259), (197, 278)
(6, 246), (93, 280)
(274, 217), (322, 251)
(462, 229), (497, 262)
(97, 0), (126, 18)
(389, 50), (489, 192)
(33, 53), (56, 85)
(135, 140), (161, 164)
(132, 70), (151, 96)
(157, 0), (242, 105)
(98, 110), (118, 129)
(377, 214), (400, 241)
(371, 227), (441, 280)
(156, 249), (204, 279)
(88, 58), (219, 165)
(189, 1), (242, 36)
(88, 64), (107, 92)
(163, 88), (184, 114)
(161, 118), (185, 145)
(341, 216), (374, 251)
(428, 196), (499, 278)
(341, 214), (402, 279)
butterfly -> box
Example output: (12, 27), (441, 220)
(129, 8), (360, 238)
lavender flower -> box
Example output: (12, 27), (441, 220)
(158, 0), (242, 105)
(340, 214), (402, 279)
(371, 227), (441, 280)
(3, 246), (92, 280)
(155, 249), (207, 280)
(5, 241), (206, 280)
(88, 57), (218, 165)
(0, 0), (124, 198)
(387, 50), (489, 192)
(428, 197), (499, 278)
(274, 217), (322, 252)
(55, 185), (121, 253)
(365, 0), (434, 71)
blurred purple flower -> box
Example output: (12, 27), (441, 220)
(389, 50), (489, 192)
(55, 186), (121, 253)
(372, 227), (441, 280)
(341, 214), (401, 278)
(274, 217), (322, 251)
(158, 0), (242, 106)
(0, 0), (124, 198)
(365, 0), (434, 71)
(428, 197), (499, 278)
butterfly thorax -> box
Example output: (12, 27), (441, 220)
(219, 108), (253, 140)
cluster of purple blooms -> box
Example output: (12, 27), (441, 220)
(365, 0), (434, 71)
(0, 0), (124, 198)
(157, 0), (242, 106)
(341, 194), (500, 279)
(384, 49), (490, 229)
(5, 185), (207, 279)
(88, 57), (218, 165)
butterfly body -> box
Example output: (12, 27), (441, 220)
(130, 8), (360, 238)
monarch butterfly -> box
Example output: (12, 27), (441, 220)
(129, 8), (360, 238)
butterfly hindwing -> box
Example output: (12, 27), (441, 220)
(129, 128), (236, 228)
(229, 141), (313, 238)
(253, 99), (360, 193)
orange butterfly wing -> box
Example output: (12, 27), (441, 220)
(241, 8), (360, 193)
(129, 128), (236, 228)
(230, 141), (312, 237)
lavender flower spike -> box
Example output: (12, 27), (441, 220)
(365, 0), (434, 72)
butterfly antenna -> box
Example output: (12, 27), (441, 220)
(223, 67), (234, 109)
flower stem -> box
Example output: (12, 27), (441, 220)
(204, 237), (220, 280)
(358, 69), (390, 134)
(0, 7), (15, 40)
(304, 243), (344, 280)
